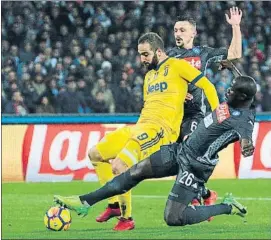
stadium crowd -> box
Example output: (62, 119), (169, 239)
(1, 1), (271, 115)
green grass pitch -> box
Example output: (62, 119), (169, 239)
(2, 179), (271, 239)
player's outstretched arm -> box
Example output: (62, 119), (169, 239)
(219, 59), (243, 77)
(226, 7), (242, 60)
(177, 60), (219, 111)
(194, 76), (219, 111)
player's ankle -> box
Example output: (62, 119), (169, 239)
(79, 195), (91, 206)
(108, 202), (120, 209)
(202, 189), (211, 199)
(120, 216), (133, 221)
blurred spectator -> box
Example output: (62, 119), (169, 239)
(3, 71), (18, 97)
(115, 80), (132, 113)
(1, 1), (271, 114)
(19, 43), (34, 63)
(32, 74), (47, 97)
(44, 79), (59, 108)
(2, 85), (8, 113)
(4, 90), (29, 115)
(36, 96), (55, 114)
(254, 85), (263, 112)
(91, 91), (109, 113)
(77, 78), (90, 98)
(99, 60), (113, 83)
(131, 88), (144, 113)
(91, 78), (115, 113)
(21, 77), (40, 113)
(57, 25), (73, 52)
(57, 77), (87, 113)
(261, 75), (271, 111)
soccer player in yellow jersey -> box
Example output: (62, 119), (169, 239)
(87, 32), (219, 230)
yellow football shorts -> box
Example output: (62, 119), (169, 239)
(96, 123), (171, 166)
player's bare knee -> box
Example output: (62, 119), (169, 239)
(88, 147), (103, 163)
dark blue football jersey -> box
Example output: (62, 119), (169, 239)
(179, 102), (255, 165)
(167, 46), (228, 117)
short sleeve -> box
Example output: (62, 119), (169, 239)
(233, 119), (254, 140)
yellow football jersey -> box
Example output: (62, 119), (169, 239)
(138, 57), (218, 142)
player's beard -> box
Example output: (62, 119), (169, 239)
(176, 37), (184, 47)
(145, 53), (159, 71)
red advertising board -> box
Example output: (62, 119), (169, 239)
(22, 124), (126, 182)
(2, 122), (270, 182)
(20, 123), (236, 182)
(234, 122), (271, 178)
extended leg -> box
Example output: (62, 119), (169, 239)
(164, 170), (244, 226)
(54, 149), (177, 215)
(80, 149), (176, 206)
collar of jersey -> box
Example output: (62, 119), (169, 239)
(177, 46), (197, 50)
(155, 57), (169, 71)
(229, 105), (250, 111)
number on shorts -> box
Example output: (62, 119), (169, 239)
(137, 132), (148, 141)
(179, 171), (195, 187)
(190, 121), (198, 132)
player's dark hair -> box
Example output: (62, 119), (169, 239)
(175, 15), (196, 27)
(138, 32), (165, 52)
(235, 76), (257, 100)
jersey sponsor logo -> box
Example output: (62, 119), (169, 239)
(192, 47), (200, 55)
(147, 81), (168, 94)
(183, 56), (202, 70)
(216, 102), (230, 123)
(232, 110), (241, 116)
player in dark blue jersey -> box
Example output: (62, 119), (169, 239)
(169, 7), (243, 141)
(54, 75), (256, 226)
(167, 7), (243, 212)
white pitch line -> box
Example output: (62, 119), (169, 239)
(133, 195), (271, 201)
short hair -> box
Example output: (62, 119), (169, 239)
(235, 75), (257, 99)
(175, 15), (196, 27)
(138, 32), (165, 52)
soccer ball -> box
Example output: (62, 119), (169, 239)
(44, 206), (72, 231)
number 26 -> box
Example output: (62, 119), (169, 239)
(179, 171), (195, 186)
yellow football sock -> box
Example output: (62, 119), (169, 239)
(115, 139), (141, 218)
(118, 190), (132, 219)
(93, 161), (119, 205)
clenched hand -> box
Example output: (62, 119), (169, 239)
(241, 139), (254, 157)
